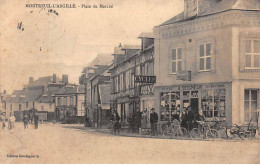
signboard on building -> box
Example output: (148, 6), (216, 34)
(176, 71), (191, 81)
(134, 75), (156, 83)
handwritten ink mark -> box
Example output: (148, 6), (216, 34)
(17, 22), (24, 31)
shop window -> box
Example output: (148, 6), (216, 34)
(202, 89), (226, 118)
(160, 91), (181, 121)
(171, 48), (182, 74)
(244, 89), (258, 123)
(199, 43), (212, 71)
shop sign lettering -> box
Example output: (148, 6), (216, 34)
(134, 75), (156, 83)
(161, 83), (226, 92)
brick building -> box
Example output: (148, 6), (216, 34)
(153, 0), (260, 126)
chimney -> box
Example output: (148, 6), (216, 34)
(29, 77), (34, 84)
(53, 74), (57, 83)
(62, 74), (68, 85)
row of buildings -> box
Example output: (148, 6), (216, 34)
(0, 75), (85, 121)
(80, 0), (260, 128)
(1, 0), (259, 128)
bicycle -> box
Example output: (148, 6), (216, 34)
(228, 120), (257, 140)
(190, 121), (220, 140)
(161, 120), (188, 139)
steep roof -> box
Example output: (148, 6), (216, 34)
(87, 54), (113, 68)
(55, 85), (84, 95)
(159, 0), (260, 27)
(36, 87), (61, 103)
(160, 12), (185, 26)
(138, 32), (154, 39)
(7, 89), (43, 103)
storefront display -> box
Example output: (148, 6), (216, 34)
(158, 83), (228, 122)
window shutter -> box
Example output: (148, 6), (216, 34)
(182, 48), (185, 71)
(196, 45), (200, 72)
(211, 44), (216, 73)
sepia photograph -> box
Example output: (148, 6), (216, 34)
(0, 0), (259, 164)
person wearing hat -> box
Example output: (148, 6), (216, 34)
(0, 112), (6, 130)
(150, 108), (158, 136)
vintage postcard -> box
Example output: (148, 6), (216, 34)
(0, 0), (259, 164)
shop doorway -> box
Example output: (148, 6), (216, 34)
(190, 98), (199, 114)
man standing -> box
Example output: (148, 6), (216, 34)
(23, 114), (29, 129)
(135, 109), (142, 134)
(150, 108), (158, 136)
(34, 112), (39, 129)
(0, 112), (6, 130)
(8, 112), (16, 130)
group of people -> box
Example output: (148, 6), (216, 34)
(0, 112), (16, 131)
(128, 108), (159, 135)
(23, 112), (40, 129)
(110, 108), (159, 136)
(0, 111), (40, 131)
(109, 106), (205, 136)
(173, 107), (205, 131)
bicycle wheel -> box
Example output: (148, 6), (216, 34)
(190, 128), (202, 140)
(162, 126), (170, 138)
(206, 129), (220, 139)
(176, 127), (188, 139)
(218, 127), (228, 139)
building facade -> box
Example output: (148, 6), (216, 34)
(4, 74), (69, 120)
(154, 0), (260, 126)
(54, 85), (85, 121)
(110, 37), (155, 125)
(80, 54), (113, 127)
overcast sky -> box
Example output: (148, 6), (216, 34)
(0, 0), (183, 93)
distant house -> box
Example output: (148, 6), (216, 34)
(4, 74), (71, 121)
(89, 69), (111, 128)
(54, 85), (85, 122)
(80, 54), (113, 127)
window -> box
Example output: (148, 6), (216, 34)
(118, 75), (120, 92)
(70, 97), (74, 105)
(244, 90), (258, 123)
(243, 40), (260, 69)
(19, 104), (22, 111)
(58, 97), (61, 105)
(160, 91), (181, 121)
(26, 102), (28, 108)
(64, 97), (67, 105)
(10, 104), (12, 111)
(41, 106), (44, 111)
(171, 48), (182, 74)
(201, 89), (226, 118)
(123, 73), (126, 91)
(199, 43), (212, 71)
